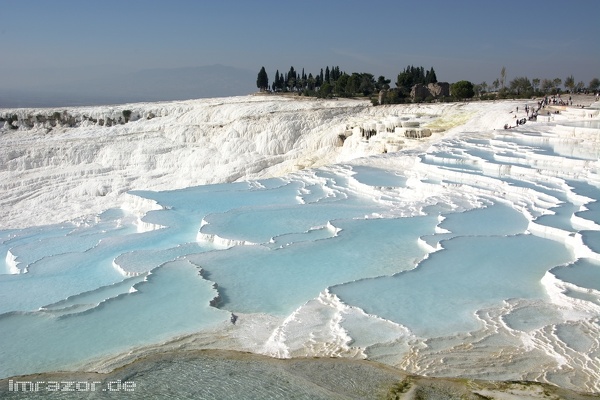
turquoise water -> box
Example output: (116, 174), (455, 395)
(552, 259), (600, 292)
(0, 259), (228, 378)
(190, 215), (436, 316)
(351, 165), (408, 187)
(331, 231), (573, 337)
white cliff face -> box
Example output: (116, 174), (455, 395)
(0, 96), (360, 228)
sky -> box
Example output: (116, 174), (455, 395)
(1, 0), (599, 102)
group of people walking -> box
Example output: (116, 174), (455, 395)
(505, 103), (540, 129)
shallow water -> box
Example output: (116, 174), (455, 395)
(332, 229), (573, 337)
(552, 258), (600, 292)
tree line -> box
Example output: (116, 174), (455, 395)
(476, 69), (600, 100)
(257, 65), (600, 104)
(257, 65), (439, 104)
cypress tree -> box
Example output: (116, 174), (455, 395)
(429, 67), (437, 83)
(332, 66), (340, 81)
(307, 73), (315, 90)
(256, 66), (269, 91)
(301, 68), (307, 90)
(287, 66), (296, 91)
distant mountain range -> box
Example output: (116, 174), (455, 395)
(0, 65), (257, 108)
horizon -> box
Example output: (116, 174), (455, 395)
(1, 0), (599, 106)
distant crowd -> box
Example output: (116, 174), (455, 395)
(504, 93), (599, 130)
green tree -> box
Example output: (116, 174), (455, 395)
(376, 76), (391, 91)
(286, 66), (297, 91)
(346, 73), (361, 96)
(509, 76), (533, 96)
(564, 75), (575, 93)
(396, 65), (429, 90)
(451, 80), (474, 100)
(589, 78), (600, 91)
(553, 78), (562, 92)
(358, 73), (375, 96)
(425, 67), (437, 84)
(480, 81), (488, 94)
(541, 79), (553, 93)
(492, 79), (500, 92)
(299, 68), (307, 90)
(307, 73), (316, 91)
(331, 66), (341, 82)
(318, 82), (333, 98)
(279, 73), (285, 91)
(385, 89), (405, 104)
(256, 66), (269, 91)
(532, 78), (540, 92)
(273, 70), (281, 91)
(335, 73), (349, 96)
(396, 70), (411, 88)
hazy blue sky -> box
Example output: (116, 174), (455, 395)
(1, 0), (599, 92)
